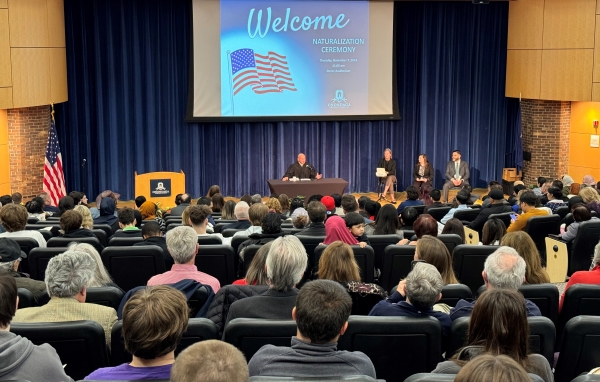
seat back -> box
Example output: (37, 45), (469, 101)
(92, 229), (109, 247)
(368, 234), (403, 270)
(10, 320), (110, 380)
(197, 236), (224, 245)
(110, 318), (219, 366)
(101, 246), (165, 291)
(242, 244), (263, 277)
(338, 316), (442, 382)
(555, 316), (600, 382)
(296, 235), (326, 279)
(525, 214), (561, 263)
(231, 234), (248, 254)
(447, 316), (556, 365)
(108, 236), (144, 246)
(10, 237), (39, 256)
(17, 288), (36, 308)
(518, 283), (559, 326)
(222, 228), (245, 237)
(167, 223), (182, 231)
(413, 205), (426, 215)
(558, 284), (600, 342)
(452, 245), (499, 294)
(555, 205), (570, 219)
(380, 245), (416, 292)
(195, 245), (236, 286)
(188, 285), (211, 317)
(48, 236), (103, 253)
(427, 207), (452, 222)
(570, 220), (600, 274)
(438, 234), (464, 254)
(313, 245), (375, 283)
(93, 224), (113, 238)
(28, 247), (67, 281)
(348, 289), (384, 315)
(223, 318), (297, 360)
(86, 286), (125, 311)
(453, 209), (480, 223)
(27, 217), (39, 224)
(487, 212), (513, 230)
(439, 284), (472, 307)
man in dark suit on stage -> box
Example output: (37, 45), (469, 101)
(282, 153), (322, 181)
(442, 150), (470, 203)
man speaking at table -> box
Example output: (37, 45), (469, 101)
(282, 153), (322, 181)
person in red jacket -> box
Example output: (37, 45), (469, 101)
(559, 241), (600, 312)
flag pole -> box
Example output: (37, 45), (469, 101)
(227, 50), (235, 116)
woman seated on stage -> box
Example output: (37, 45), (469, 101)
(413, 153), (434, 194)
(364, 204), (403, 236)
(377, 148), (397, 203)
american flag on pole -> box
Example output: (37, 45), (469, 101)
(42, 117), (66, 206)
(230, 48), (297, 96)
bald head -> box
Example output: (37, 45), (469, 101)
(297, 153), (306, 165)
(483, 246), (526, 290)
(234, 201), (249, 220)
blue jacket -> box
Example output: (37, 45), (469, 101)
(449, 298), (541, 321)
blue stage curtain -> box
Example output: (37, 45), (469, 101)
(56, 0), (511, 200)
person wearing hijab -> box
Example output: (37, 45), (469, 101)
(322, 216), (367, 248)
(90, 190), (120, 219)
(93, 197), (119, 233)
(139, 201), (166, 233)
(583, 175), (596, 188)
(562, 175), (575, 197)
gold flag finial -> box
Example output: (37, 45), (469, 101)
(51, 102), (55, 123)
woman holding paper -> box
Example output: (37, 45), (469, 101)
(377, 148), (397, 203)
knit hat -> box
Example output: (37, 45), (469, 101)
(321, 196), (335, 214)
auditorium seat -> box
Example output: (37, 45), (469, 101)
(28, 247), (67, 281)
(92, 228), (109, 247)
(195, 244), (236, 286)
(557, 284), (600, 347)
(101, 246), (165, 291)
(438, 234), (463, 254)
(167, 223), (182, 231)
(380, 245), (415, 293)
(518, 283), (559, 326)
(231, 235), (248, 255)
(223, 318), (297, 360)
(412, 205), (426, 215)
(566, 220), (600, 275)
(452, 245), (499, 294)
(438, 284), (472, 307)
(525, 214), (561, 264)
(222, 228), (245, 237)
(10, 320), (110, 381)
(107, 236), (144, 246)
(427, 207), (452, 222)
(447, 316), (555, 364)
(242, 244), (263, 277)
(48, 236), (103, 253)
(213, 221), (237, 233)
(111, 318), (219, 366)
(205, 285), (270, 336)
(197, 236), (223, 245)
(368, 234), (403, 271)
(93, 224), (113, 238)
(17, 288), (36, 309)
(11, 237), (39, 274)
(453, 208), (480, 223)
(554, 316), (600, 382)
(487, 212), (512, 231)
(337, 316), (442, 382)
(555, 205), (570, 219)
(295, 235), (326, 279)
(313, 245), (375, 283)
(27, 217), (39, 224)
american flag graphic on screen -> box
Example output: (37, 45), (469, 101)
(42, 119), (66, 206)
(230, 48), (297, 95)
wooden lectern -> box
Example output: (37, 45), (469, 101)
(134, 171), (185, 206)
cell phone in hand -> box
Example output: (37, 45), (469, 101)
(510, 214), (517, 221)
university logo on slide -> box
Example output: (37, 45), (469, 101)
(328, 89), (351, 108)
(230, 48), (297, 95)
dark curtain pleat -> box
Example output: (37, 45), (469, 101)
(57, 0), (512, 200)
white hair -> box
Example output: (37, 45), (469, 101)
(45, 251), (96, 297)
(166, 226), (198, 264)
(484, 246), (526, 290)
(67, 242), (113, 287)
(266, 236), (308, 291)
(234, 201), (249, 220)
(405, 262), (443, 310)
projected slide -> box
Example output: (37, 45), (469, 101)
(189, 0), (395, 120)
(220, 1), (369, 116)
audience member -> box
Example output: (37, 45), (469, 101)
(225, 236), (307, 326)
(91, 190), (120, 219)
(468, 188), (512, 233)
(399, 206), (419, 231)
(251, 194), (263, 205)
(222, 202), (251, 231)
(441, 218), (466, 243)
(562, 175), (575, 197)
(278, 194), (291, 218)
(85, 285), (188, 380)
(454, 354), (539, 382)
(532, 177), (547, 196)
(290, 207), (308, 229)
(174, 194), (183, 206)
(583, 175), (596, 188)
(93, 197), (120, 233)
(74, 204), (94, 229)
(134, 195), (147, 209)
(296, 201), (327, 236)
(320, 195), (337, 217)
(133, 221), (173, 270)
(232, 241), (272, 286)
(237, 213), (285, 259)
(289, 197), (304, 216)
(480, 218), (506, 245)
(365, 204), (403, 236)
(39, 192), (59, 213)
(139, 201), (166, 233)
(545, 186), (567, 213)
(66, 242), (116, 288)
(415, 235), (459, 284)
(60, 210), (96, 238)
(323, 216), (366, 247)
(0, 275), (73, 381)
(211, 193), (225, 213)
(233, 202), (268, 237)
(500, 232), (549, 284)
(568, 183), (581, 198)
(248, 279), (376, 378)
(506, 191), (548, 232)
(369, 262), (451, 337)
(206, 185), (221, 198)
(433, 289), (552, 382)
(424, 188), (444, 212)
(0, 194), (12, 206)
(343, 212), (370, 245)
(397, 185), (424, 213)
(398, 213), (437, 245)
(441, 189), (471, 224)
(240, 194), (253, 205)
(147, 226), (221, 292)
(357, 195), (371, 219)
(580, 186), (600, 215)
(170, 193), (192, 216)
(10, 192), (23, 205)
(196, 197), (217, 227)
(0, 238), (46, 303)
(55, 196), (75, 217)
(220, 200), (236, 220)
(330, 193), (343, 216)
(558, 205), (596, 242)
(111, 207), (142, 237)
(559, 241), (600, 312)
(364, 200), (381, 221)
(188, 205), (229, 244)
(171, 340), (249, 382)
(25, 196), (46, 221)
(13, 250), (117, 345)
(265, 198), (284, 216)
(449, 246), (541, 320)
(0, 204), (47, 247)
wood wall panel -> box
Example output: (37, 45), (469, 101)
(0, 0), (7, 8)
(0, 10), (11, 87)
(0, 87), (12, 109)
(597, 0), (600, 14)
(10, 48), (50, 108)
(507, 0), (544, 49)
(8, 0), (48, 47)
(540, 49), (594, 101)
(593, 83), (600, 101)
(46, 0), (65, 48)
(505, 50), (542, 98)
(49, 48), (68, 103)
(543, 0), (596, 49)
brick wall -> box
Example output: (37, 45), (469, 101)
(521, 99), (571, 186)
(7, 106), (51, 200)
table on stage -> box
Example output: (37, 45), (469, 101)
(267, 178), (349, 199)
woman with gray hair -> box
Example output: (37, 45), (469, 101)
(368, 262), (451, 337)
(67, 242), (116, 288)
(559, 240), (600, 312)
(224, 235), (308, 327)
